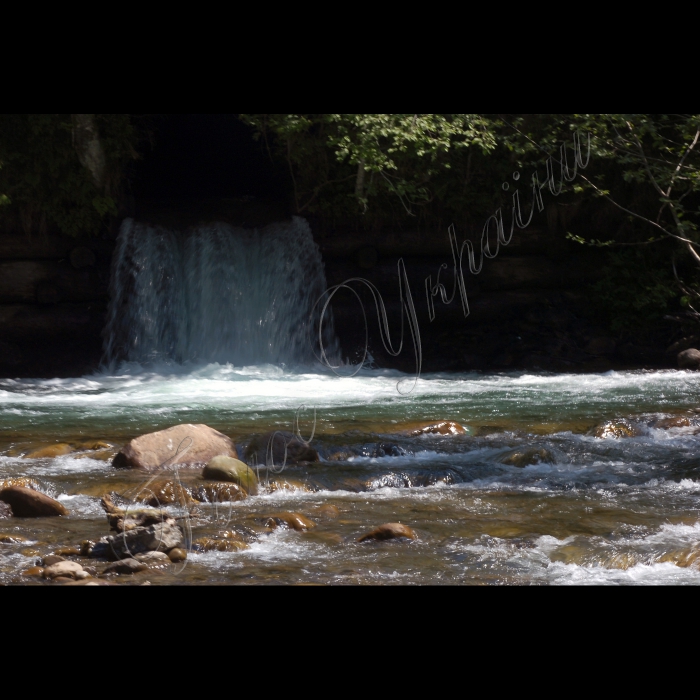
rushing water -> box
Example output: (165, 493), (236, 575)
(2, 364), (700, 585)
(104, 217), (338, 367)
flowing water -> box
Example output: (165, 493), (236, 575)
(2, 365), (700, 585)
(2, 217), (700, 585)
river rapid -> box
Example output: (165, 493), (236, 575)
(2, 364), (700, 585)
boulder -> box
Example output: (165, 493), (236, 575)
(0, 486), (67, 517)
(202, 456), (257, 494)
(357, 523), (416, 542)
(112, 423), (237, 471)
(678, 348), (700, 369)
(244, 431), (318, 467)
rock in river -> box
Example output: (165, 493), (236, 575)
(262, 512), (316, 531)
(357, 523), (416, 542)
(202, 456), (257, 493)
(678, 348), (700, 369)
(500, 447), (555, 468)
(103, 558), (148, 575)
(244, 431), (318, 467)
(24, 443), (73, 459)
(0, 486), (67, 517)
(112, 423), (237, 471)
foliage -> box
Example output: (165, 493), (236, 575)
(591, 248), (678, 333)
(0, 114), (138, 237)
(239, 114), (504, 228)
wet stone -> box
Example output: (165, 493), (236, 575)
(592, 420), (641, 439)
(202, 456), (258, 494)
(134, 551), (171, 565)
(357, 523), (416, 542)
(244, 431), (319, 467)
(262, 512), (316, 531)
(317, 504), (340, 520)
(193, 481), (247, 503)
(0, 486), (67, 517)
(103, 558), (148, 575)
(43, 561), (84, 580)
(42, 554), (65, 567)
(22, 566), (44, 578)
(409, 421), (467, 436)
(167, 548), (187, 563)
(500, 448), (555, 468)
(0, 533), (27, 544)
(192, 537), (248, 552)
(24, 444), (73, 459)
(54, 546), (81, 557)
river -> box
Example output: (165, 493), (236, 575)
(2, 364), (700, 585)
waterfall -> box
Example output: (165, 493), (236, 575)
(103, 217), (339, 367)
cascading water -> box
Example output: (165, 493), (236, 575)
(103, 216), (339, 367)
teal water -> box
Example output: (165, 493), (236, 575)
(2, 365), (700, 585)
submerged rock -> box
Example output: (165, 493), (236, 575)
(244, 431), (318, 467)
(317, 504), (340, 520)
(357, 523), (416, 542)
(678, 348), (700, 369)
(112, 423), (237, 471)
(409, 421), (467, 436)
(500, 447), (555, 468)
(24, 443), (73, 459)
(262, 512), (316, 531)
(0, 486), (67, 517)
(192, 537), (248, 552)
(592, 420), (641, 439)
(136, 480), (195, 507)
(193, 481), (247, 503)
(202, 456), (258, 493)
